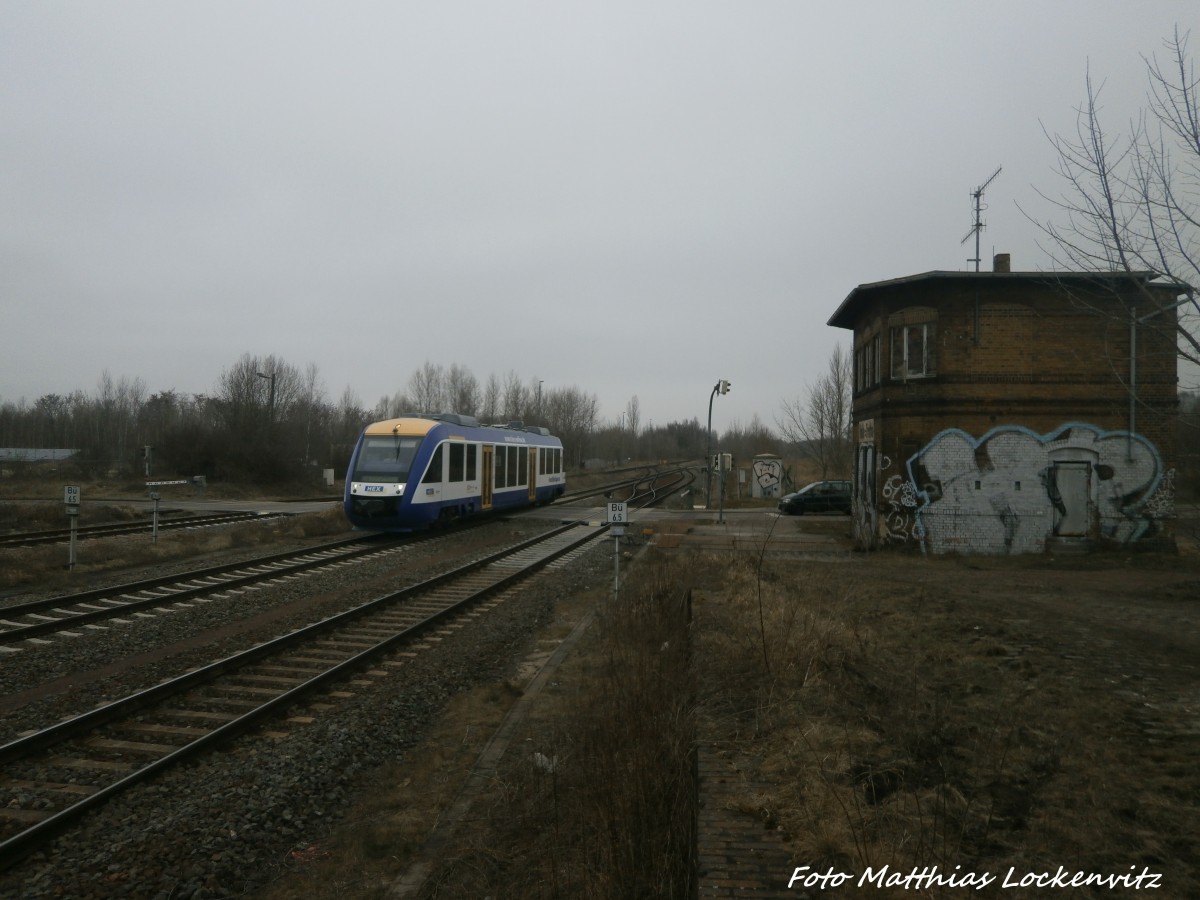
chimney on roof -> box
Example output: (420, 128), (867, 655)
(993, 253), (1011, 273)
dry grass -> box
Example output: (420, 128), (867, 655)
(695, 548), (1200, 896)
(0, 506), (350, 591)
(0, 462), (341, 503)
(417, 562), (700, 899)
(255, 559), (704, 900)
(254, 541), (1200, 898)
(0, 500), (146, 532)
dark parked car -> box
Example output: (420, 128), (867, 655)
(777, 480), (852, 515)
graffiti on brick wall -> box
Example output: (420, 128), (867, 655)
(752, 457), (782, 497)
(853, 444), (881, 547)
(1141, 468), (1176, 520)
(905, 422), (1167, 555)
(877, 447), (922, 544)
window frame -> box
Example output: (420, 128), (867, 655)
(855, 332), (881, 393)
(890, 321), (936, 380)
(421, 444), (444, 484)
(447, 442), (465, 483)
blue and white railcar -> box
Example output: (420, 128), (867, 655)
(344, 413), (566, 531)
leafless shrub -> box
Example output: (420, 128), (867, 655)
(423, 558), (698, 899)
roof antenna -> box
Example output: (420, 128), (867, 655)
(960, 166), (1002, 272)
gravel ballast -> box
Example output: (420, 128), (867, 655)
(1, 520), (612, 899)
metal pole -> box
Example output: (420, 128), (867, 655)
(68, 516), (77, 571)
(705, 384), (716, 510)
(718, 457), (726, 525)
(152, 495), (160, 543)
(1129, 305), (1136, 462)
(613, 532), (620, 600)
(705, 379), (731, 510)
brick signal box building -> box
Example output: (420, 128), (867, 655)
(828, 255), (1183, 554)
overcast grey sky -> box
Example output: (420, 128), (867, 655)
(2, 2), (1196, 431)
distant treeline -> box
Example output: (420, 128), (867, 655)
(0, 355), (791, 484)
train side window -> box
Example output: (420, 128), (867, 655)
(448, 443), (465, 482)
(518, 447), (528, 485)
(495, 446), (507, 488)
(422, 444), (444, 484)
(538, 448), (546, 476)
(506, 446), (519, 486)
(467, 444), (477, 480)
(553, 448), (561, 473)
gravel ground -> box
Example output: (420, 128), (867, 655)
(0, 520), (611, 899)
(0, 524), (547, 741)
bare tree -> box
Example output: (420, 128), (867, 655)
(299, 362), (325, 467)
(408, 360), (445, 412)
(337, 386), (366, 434)
(216, 355), (265, 435)
(720, 415), (778, 462)
(544, 385), (599, 467)
(380, 389), (413, 418)
(776, 344), (852, 479)
(445, 363), (480, 415)
(480, 374), (501, 423)
(1031, 27), (1200, 373)
(624, 395), (641, 438)
(501, 370), (527, 421)
(93, 371), (146, 466)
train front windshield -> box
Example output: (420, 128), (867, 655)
(352, 436), (421, 483)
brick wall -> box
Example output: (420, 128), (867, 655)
(845, 273), (1179, 553)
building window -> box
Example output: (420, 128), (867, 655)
(890, 322), (936, 379)
(855, 333), (881, 393)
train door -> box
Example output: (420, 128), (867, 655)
(481, 445), (494, 510)
(528, 448), (538, 501)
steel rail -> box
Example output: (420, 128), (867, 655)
(0, 522), (598, 872)
(0, 511), (289, 548)
(0, 536), (400, 643)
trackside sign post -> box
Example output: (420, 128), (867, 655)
(64, 485), (80, 570)
(146, 480), (189, 543)
(606, 502), (628, 599)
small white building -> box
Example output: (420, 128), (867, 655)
(750, 454), (783, 498)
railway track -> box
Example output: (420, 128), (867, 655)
(0, 521), (605, 872)
(0, 511), (290, 549)
(561, 464), (697, 506)
(0, 474), (677, 648)
(0, 535), (397, 645)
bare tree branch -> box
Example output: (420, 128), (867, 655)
(1025, 30), (1200, 377)
(776, 344), (852, 479)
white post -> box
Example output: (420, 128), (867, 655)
(606, 501), (627, 601)
(64, 485), (80, 571)
(613, 531), (620, 599)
